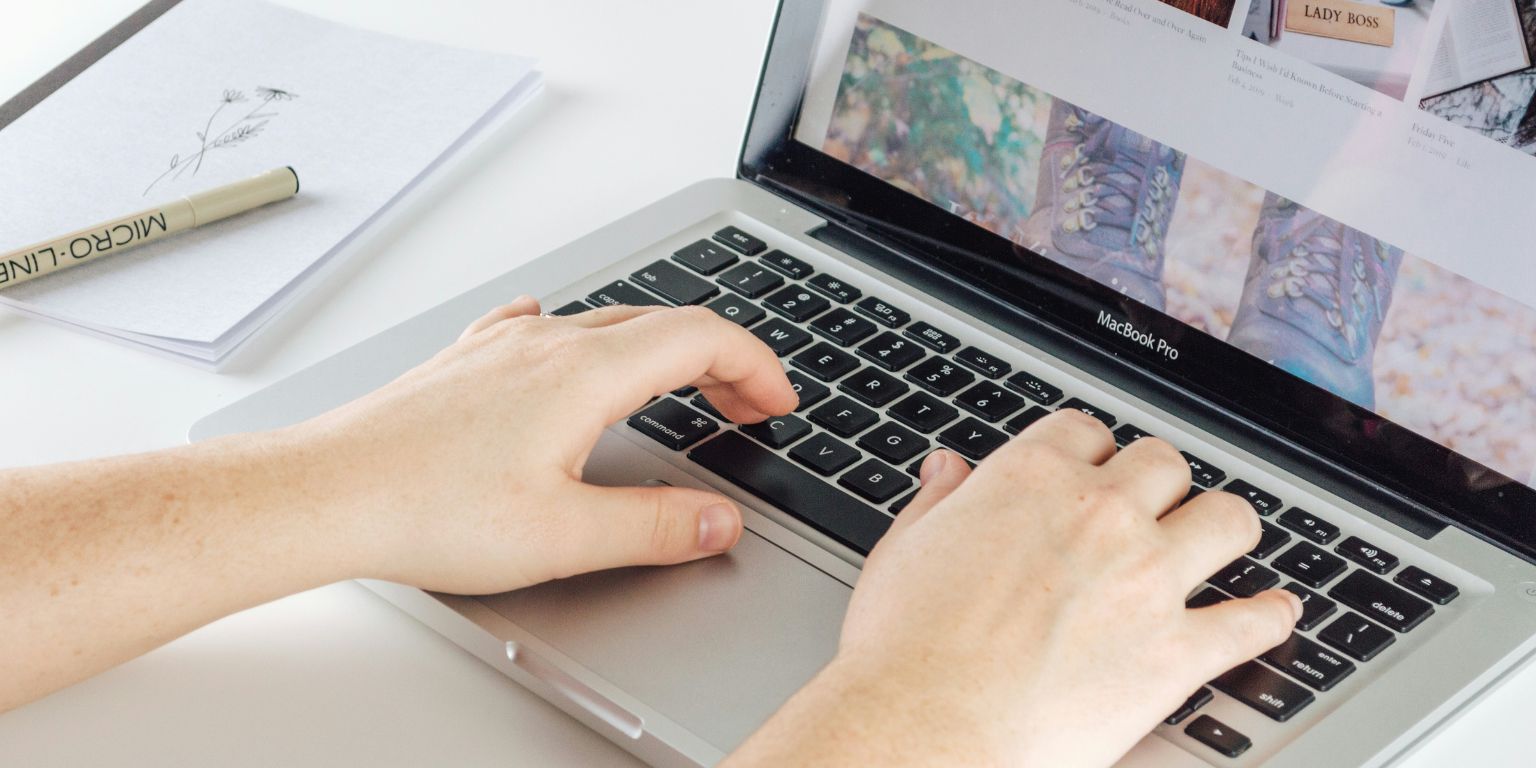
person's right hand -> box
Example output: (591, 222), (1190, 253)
(726, 410), (1300, 768)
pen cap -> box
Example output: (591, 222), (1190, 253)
(185, 167), (300, 226)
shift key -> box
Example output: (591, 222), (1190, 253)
(1211, 661), (1315, 722)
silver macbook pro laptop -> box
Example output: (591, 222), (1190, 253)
(192, 1), (1536, 765)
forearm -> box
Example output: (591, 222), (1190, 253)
(0, 429), (354, 711)
(723, 657), (1019, 768)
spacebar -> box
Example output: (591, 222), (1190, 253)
(688, 431), (892, 555)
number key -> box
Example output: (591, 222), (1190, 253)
(763, 285), (831, 322)
(857, 332), (925, 371)
(904, 356), (975, 396)
(954, 382), (1025, 423)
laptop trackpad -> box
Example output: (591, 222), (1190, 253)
(475, 466), (852, 752)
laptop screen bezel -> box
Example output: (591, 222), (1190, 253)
(736, 0), (1536, 563)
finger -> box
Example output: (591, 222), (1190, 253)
(555, 304), (666, 328)
(1100, 437), (1191, 518)
(1002, 408), (1116, 466)
(1159, 490), (1262, 588)
(547, 482), (744, 575)
(589, 306), (798, 424)
(694, 385), (774, 425)
(459, 295), (542, 340)
(1183, 589), (1303, 681)
(883, 450), (972, 539)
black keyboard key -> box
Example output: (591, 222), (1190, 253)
(631, 260), (719, 305)
(1186, 587), (1231, 609)
(889, 489), (920, 514)
(1112, 423), (1153, 446)
(1058, 397), (1115, 428)
(763, 286), (831, 322)
(1185, 715), (1250, 758)
(1336, 536), (1399, 574)
(1164, 687), (1214, 726)
(840, 367), (908, 407)
(627, 400), (718, 451)
(788, 432), (862, 476)
(672, 239), (738, 275)
(1277, 507), (1341, 545)
(889, 392), (960, 434)
(857, 332), (925, 371)
(690, 394), (724, 420)
(1224, 479), (1282, 516)
(954, 383), (1025, 423)
(1211, 661), (1315, 722)
(717, 262), (784, 298)
(689, 432), (890, 554)
(761, 249), (813, 279)
(714, 225), (766, 255)
(1329, 570), (1434, 632)
(588, 280), (667, 308)
(1003, 406), (1052, 435)
(809, 396), (879, 438)
(858, 422), (929, 465)
(1209, 557), (1280, 598)
(809, 307), (877, 346)
(1396, 566), (1459, 605)
(739, 414), (812, 449)
(1272, 542), (1348, 588)
(1262, 633), (1356, 692)
(671, 386), (698, 397)
(854, 296), (910, 327)
(839, 458), (913, 503)
(904, 321), (960, 353)
(937, 418), (1009, 461)
(1182, 452), (1226, 488)
(791, 343), (860, 382)
(806, 273), (861, 304)
(1250, 522), (1292, 559)
(1282, 583), (1338, 631)
(1004, 370), (1064, 405)
(954, 346), (1011, 378)
(550, 300), (591, 316)
(750, 318), (811, 356)
(904, 356), (975, 396)
(1318, 612), (1396, 661)
(705, 292), (766, 327)
(786, 370), (830, 412)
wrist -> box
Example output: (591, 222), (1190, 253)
(202, 425), (376, 589)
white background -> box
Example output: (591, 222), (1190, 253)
(0, 2), (1529, 765)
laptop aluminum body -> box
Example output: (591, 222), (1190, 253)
(192, 1), (1536, 766)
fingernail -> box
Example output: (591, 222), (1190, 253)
(1282, 590), (1304, 623)
(698, 504), (739, 552)
(919, 451), (947, 484)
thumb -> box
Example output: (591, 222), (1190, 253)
(885, 449), (971, 538)
(557, 482), (744, 573)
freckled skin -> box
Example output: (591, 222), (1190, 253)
(2, 302), (1297, 768)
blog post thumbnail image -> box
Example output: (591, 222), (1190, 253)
(1419, 0), (1536, 157)
(823, 13), (1536, 484)
(1244, 0), (1437, 100)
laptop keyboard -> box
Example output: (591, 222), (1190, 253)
(563, 222), (1465, 763)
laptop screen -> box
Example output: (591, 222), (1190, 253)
(758, 0), (1536, 533)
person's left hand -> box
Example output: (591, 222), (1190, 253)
(270, 297), (798, 594)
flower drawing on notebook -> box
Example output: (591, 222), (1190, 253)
(142, 85), (299, 196)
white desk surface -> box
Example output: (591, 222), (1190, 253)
(0, 2), (1528, 766)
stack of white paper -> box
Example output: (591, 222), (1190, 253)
(0, 0), (542, 368)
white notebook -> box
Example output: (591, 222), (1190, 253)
(0, 0), (542, 368)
